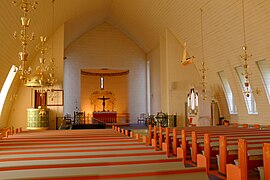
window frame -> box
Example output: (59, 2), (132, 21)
(0, 65), (18, 116)
(256, 59), (270, 104)
(235, 66), (258, 114)
(217, 71), (237, 114)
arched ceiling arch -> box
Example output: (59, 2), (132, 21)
(1, 0), (270, 87)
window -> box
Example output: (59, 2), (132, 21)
(0, 65), (18, 116)
(218, 71), (237, 114)
(100, 77), (104, 90)
(256, 59), (270, 103)
(235, 66), (257, 114)
(187, 88), (199, 115)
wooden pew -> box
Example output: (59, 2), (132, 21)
(190, 127), (270, 163)
(253, 124), (261, 129)
(218, 134), (270, 175)
(178, 126), (269, 164)
(226, 138), (270, 180)
(151, 126), (158, 150)
(257, 142), (270, 180)
(199, 132), (270, 174)
(263, 143), (270, 180)
(0, 129), (209, 180)
(151, 126), (170, 151)
(1, 127), (11, 138)
(175, 127), (212, 162)
(148, 125), (152, 146)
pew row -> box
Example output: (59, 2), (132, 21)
(197, 133), (270, 175)
(177, 127), (270, 164)
(0, 127), (12, 139)
(0, 129), (209, 180)
(226, 139), (270, 180)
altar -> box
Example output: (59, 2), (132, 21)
(93, 112), (117, 123)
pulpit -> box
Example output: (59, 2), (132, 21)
(93, 112), (117, 123)
(27, 108), (49, 130)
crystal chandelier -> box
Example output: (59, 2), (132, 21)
(199, 8), (207, 100)
(240, 0), (252, 97)
(12, 0), (37, 81)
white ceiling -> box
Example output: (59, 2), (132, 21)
(1, 0), (270, 87)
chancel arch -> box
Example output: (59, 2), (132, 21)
(64, 23), (146, 122)
(81, 68), (129, 122)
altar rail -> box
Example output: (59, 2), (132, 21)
(56, 113), (129, 129)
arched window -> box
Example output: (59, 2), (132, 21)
(256, 59), (270, 103)
(187, 88), (198, 115)
(0, 65), (18, 116)
(235, 66), (257, 114)
(218, 71), (237, 114)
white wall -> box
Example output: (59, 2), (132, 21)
(159, 29), (206, 126)
(64, 23), (146, 123)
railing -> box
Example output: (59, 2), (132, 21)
(56, 112), (130, 129)
(92, 117), (106, 125)
(56, 115), (90, 130)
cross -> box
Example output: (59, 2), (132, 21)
(98, 96), (110, 111)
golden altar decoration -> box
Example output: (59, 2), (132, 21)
(90, 91), (116, 112)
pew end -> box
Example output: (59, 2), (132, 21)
(263, 143), (270, 180)
(143, 135), (148, 145)
(135, 134), (141, 142)
(197, 154), (209, 174)
(152, 138), (158, 151)
(125, 130), (129, 136)
(226, 164), (242, 180)
(162, 142), (170, 157)
(130, 131), (134, 138)
(177, 147), (185, 164)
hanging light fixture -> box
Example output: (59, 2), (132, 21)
(240, 0), (253, 97)
(14, 0), (57, 114)
(199, 8), (207, 100)
(48, 0), (57, 87)
(181, 42), (195, 65)
(46, 0), (57, 102)
(12, 0), (37, 81)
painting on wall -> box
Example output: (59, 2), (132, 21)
(47, 90), (64, 106)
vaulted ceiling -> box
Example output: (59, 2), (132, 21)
(1, 0), (270, 88)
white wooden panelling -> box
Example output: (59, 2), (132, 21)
(1, 0), (270, 126)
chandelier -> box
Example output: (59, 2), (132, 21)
(13, 0), (57, 116)
(199, 8), (207, 100)
(240, 0), (252, 97)
(25, 36), (56, 87)
(12, 0), (38, 81)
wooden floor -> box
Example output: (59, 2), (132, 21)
(0, 129), (209, 179)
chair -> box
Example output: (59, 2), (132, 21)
(137, 113), (146, 125)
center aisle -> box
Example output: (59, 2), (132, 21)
(0, 129), (209, 180)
